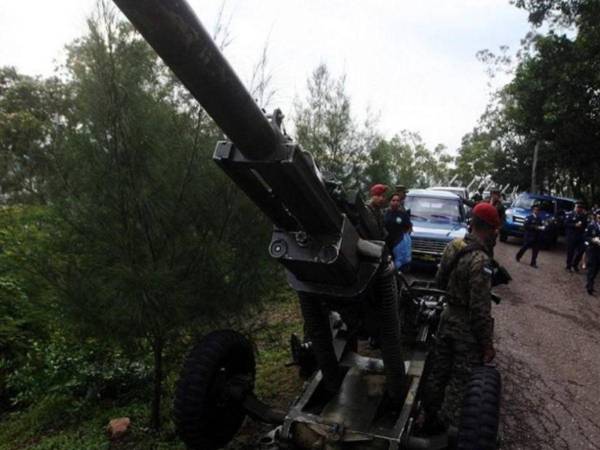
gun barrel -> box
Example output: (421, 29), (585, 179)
(112, 0), (384, 296)
(112, 0), (280, 160)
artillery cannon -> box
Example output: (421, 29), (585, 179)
(112, 1), (502, 449)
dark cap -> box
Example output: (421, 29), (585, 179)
(491, 188), (501, 194)
(395, 185), (408, 193)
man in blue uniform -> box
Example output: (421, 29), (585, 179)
(585, 210), (600, 295)
(516, 203), (543, 268)
(384, 192), (412, 272)
(565, 202), (588, 272)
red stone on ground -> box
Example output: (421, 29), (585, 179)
(106, 417), (131, 441)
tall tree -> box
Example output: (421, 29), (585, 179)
(294, 64), (379, 189)
(42, 2), (277, 430)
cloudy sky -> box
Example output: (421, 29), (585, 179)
(0, 0), (531, 152)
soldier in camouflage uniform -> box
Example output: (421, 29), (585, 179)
(422, 202), (500, 430)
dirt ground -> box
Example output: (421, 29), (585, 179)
(491, 238), (600, 450)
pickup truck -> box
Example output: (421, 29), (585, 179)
(405, 189), (468, 267)
(500, 192), (573, 245)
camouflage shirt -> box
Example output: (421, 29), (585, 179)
(435, 233), (494, 347)
(366, 201), (388, 241)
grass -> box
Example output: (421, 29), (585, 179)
(0, 295), (304, 450)
(253, 297), (304, 405)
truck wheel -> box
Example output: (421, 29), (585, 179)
(456, 366), (501, 450)
(499, 232), (508, 243)
(174, 330), (255, 450)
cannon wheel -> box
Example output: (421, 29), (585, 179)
(174, 329), (255, 450)
(456, 366), (501, 450)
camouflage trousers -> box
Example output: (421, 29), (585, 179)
(422, 334), (484, 426)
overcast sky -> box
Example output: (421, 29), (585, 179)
(0, 0), (531, 152)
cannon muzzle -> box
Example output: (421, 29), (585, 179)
(112, 0), (281, 161)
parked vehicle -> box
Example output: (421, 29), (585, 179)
(406, 190), (468, 267)
(500, 193), (563, 245)
(554, 196), (577, 235)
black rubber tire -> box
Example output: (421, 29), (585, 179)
(174, 330), (255, 450)
(456, 366), (501, 450)
(499, 232), (508, 243)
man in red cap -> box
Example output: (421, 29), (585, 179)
(366, 184), (389, 240)
(421, 202), (500, 431)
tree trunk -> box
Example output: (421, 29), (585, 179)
(151, 338), (164, 431)
(531, 140), (540, 193)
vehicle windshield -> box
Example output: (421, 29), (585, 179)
(405, 196), (461, 222)
(513, 196), (554, 213)
(556, 199), (575, 212)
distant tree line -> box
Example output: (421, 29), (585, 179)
(455, 0), (600, 202)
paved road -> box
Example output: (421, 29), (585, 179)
(493, 239), (600, 449)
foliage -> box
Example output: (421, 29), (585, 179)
(6, 336), (150, 407)
(35, 2), (281, 431)
(364, 131), (453, 189)
(0, 68), (67, 204)
(0, 206), (57, 411)
(0, 394), (82, 446)
(0, 0), (283, 433)
(512, 0), (585, 27)
(0, 295), (302, 450)
(293, 63), (456, 192)
(454, 131), (497, 186)
(294, 64), (381, 189)
(0, 396), (184, 450)
(460, 0), (600, 200)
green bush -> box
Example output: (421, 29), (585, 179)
(0, 394), (80, 444)
(6, 337), (151, 408)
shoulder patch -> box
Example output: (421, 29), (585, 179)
(452, 239), (466, 250)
